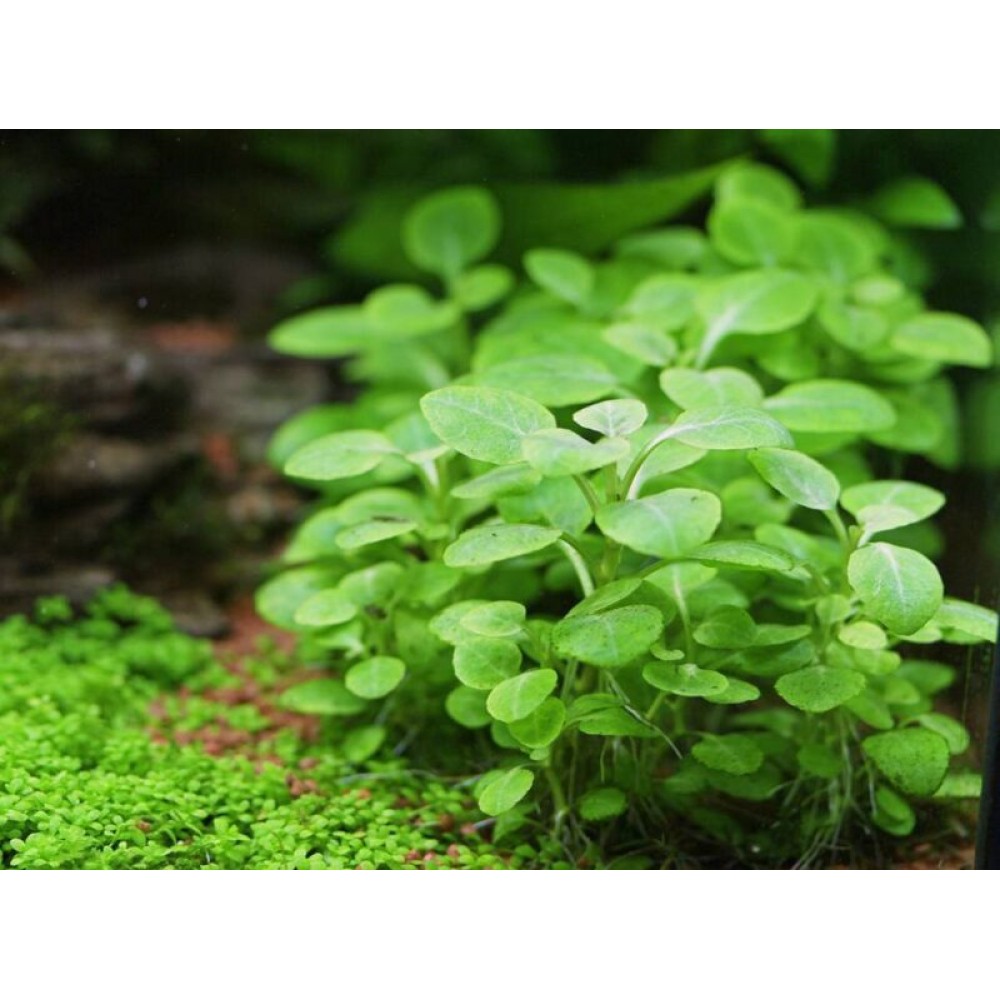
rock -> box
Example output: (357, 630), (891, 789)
(154, 589), (230, 638)
(29, 432), (196, 505)
(0, 561), (117, 615)
(0, 327), (184, 428)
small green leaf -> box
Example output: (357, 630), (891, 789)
(692, 540), (795, 572)
(294, 590), (358, 628)
(477, 354), (618, 406)
(660, 367), (764, 410)
(453, 638), (522, 690)
(522, 429), (629, 477)
(460, 601), (527, 638)
(577, 707), (656, 738)
(509, 698), (566, 748)
(642, 661), (728, 698)
(775, 666), (867, 713)
(842, 480), (945, 538)
(692, 734), (763, 776)
(487, 668), (559, 723)
(868, 177), (962, 230)
(890, 312), (992, 368)
(279, 679), (366, 716)
(797, 743), (842, 779)
(914, 713), (970, 755)
(694, 607), (757, 649)
(623, 275), (696, 330)
(403, 186), (500, 279)
(451, 463), (541, 501)
(695, 269), (818, 358)
(667, 407), (793, 450)
(268, 305), (371, 358)
(597, 488), (722, 559)
(602, 322), (677, 366)
(872, 786), (916, 836)
(759, 129), (835, 187)
(848, 543), (943, 636)
(863, 729), (950, 797)
(748, 448), (840, 510)
(335, 518), (417, 550)
(444, 523), (561, 568)
(478, 767), (535, 816)
(421, 386), (555, 465)
(285, 430), (397, 481)
(708, 198), (794, 266)
(765, 380), (896, 434)
(573, 398), (648, 437)
(345, 656), (407, 700)
(934, 599), (999, 643)
(716, 162), (801, 211)
(498, 477), (593, 537)
(578, 787), (628, 821)
(342, 725), (387, 763)
(837, 621), (888, 649)
(934, 772), (983, 799)
(524, 248), (594, 306)
(704, 678), (761, 704)
(795, 213), (876, 282)
(553, 605), (663, 668)
(363, 284), (459, 337)
(452, 264), (514, 311)
(445, 686), (491, 728)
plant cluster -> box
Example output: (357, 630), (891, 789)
(263, 164), (997, 863)
(1, 589), (547, 869)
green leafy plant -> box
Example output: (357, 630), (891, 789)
(263, 163), (996, 865)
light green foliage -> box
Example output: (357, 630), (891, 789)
(2, 591), (545, 870)
(264, 171), (993, 867)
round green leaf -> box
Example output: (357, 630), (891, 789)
(692, 734), (763, 776)
(578, 787), (628, 821)
(891, 312), (992, 368)
(597, 488), (722, 558)
(279, 678), (366, 716)
(335, 518), (418, 551)
(478, 767), (535, 816)
(522, 428), (628, 477)
(642, 661), (728, 698)
(748, 447), (840, 510)
(573, 398), (648, 437)
(868, 177), (962, 230)
(445, 686), (491, 728)
(345, 656), (406, 700)
(477, 354), (618, 407)
(452, 264), (514, 311)
(453, 638), (522, 690)
(486, 668), (559, 723)
(460, 601), (527, 638)
(716, 162), (801, 211)
(294, 589), (358, 628)
(696, 268), (818, 340)
(624, 275), (696, 330)
(363, 284), (459, 337)
(660, 367), (764, 410)
(285, 430), (398, 481)
(342, 725), (387, 763)
(268, 305), (371, 358)
(840, 479), (944, 533)
(795, 213), (877, 282)
(667, 406), (793, 450)
(764, 380), (896, 434)
(554, 605), (663, 669)
(934, 599), (999, 643)
(705, 678), (761, 705)
(914, 713), (970, 755)
(775, 665), (867, 713)
(444, 523), (561, 568)
(509, 697), (566, 749)
(708, 198), (795, 266)
(524, 248), (594, 307)
(403, 186), (500, 279)
(451, 462), (542, 501)
(863, 729), (949, 797)
(602, 322), (678, 366)
(692, 540), (795, 572)
(421, 386), (555, 465)
(848, 542), (943, 636)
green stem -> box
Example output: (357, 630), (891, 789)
(557, 539), (595, 597)
(572, 475), (601, 514)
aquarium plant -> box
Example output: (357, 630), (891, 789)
(261, 164), (997, 863)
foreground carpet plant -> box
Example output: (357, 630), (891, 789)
(262, 164), (996, 865)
